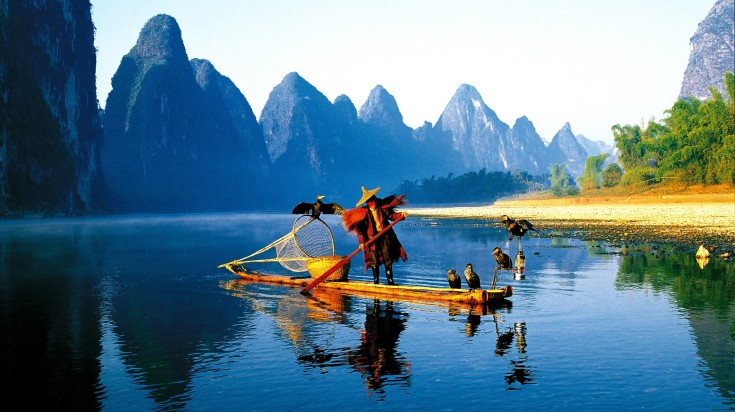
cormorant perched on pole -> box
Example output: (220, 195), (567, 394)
(292, 195), (345, 218)
(447, 269), (461, 289)
(492, 247), (512, 270)
(464, 263), (481, 290)
(501, 215), (536, 239)
(491, 247), (512, 289)
(502, 215), (536, 252)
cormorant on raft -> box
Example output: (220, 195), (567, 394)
(447, 269), (461, 289)
(492, 247), (512, 270)
(464, 263), (481, 290)
(501, 215), (537, 239)
(292, 195), (345, 218)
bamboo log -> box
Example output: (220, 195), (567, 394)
(225, 265), (512, 305)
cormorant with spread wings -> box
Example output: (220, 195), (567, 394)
(292, 195), (345, 218)
(501, 215), (537, 239)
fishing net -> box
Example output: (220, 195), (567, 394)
(224, 215), (336, 272)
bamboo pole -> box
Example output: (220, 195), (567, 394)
(300, 216), (405, 294)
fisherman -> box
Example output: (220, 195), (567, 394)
(342, 187), (408, 285)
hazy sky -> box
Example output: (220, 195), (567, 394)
(91, 0), (715, 144)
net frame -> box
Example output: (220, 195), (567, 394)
(222, 215), (336, 272)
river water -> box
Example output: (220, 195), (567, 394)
(0, 212), (733, 411)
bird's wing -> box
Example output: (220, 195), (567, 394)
(518, 219), (536, 230)
(292, 202), (313, 214)
(322, 202), (345, 215)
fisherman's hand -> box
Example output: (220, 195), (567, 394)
(359, 243), (364, 250)
(401, 212), (408, 218)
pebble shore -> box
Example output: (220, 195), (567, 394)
(405, 199), (735, 253)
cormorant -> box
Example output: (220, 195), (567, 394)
(447, 269), (461, 289)
(464, 263), (481, 290)
(292, 195), (345, 217)
(501, 215), (536, 239)
(493, 247), (512, 270)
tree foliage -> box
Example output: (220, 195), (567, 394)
(549, 164), (578, 197)
(578, 153), (609, 192)
(395, 169), (547, 204)
(601, 163), (623, 187)
(612, 72), (735, 186)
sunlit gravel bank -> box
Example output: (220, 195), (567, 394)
(404, 200), (735, 251)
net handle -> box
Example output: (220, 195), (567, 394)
(236, 257), (310, 264)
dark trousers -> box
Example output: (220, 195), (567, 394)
(369, 241), (395, 285)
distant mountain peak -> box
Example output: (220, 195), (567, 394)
(358, 84), (406, 128)
(281, 71), (304, 85)
(679, 0), (735, 100)
(268, 71), (328, 104)
(456, 83), (480, 95)
(133, 14), (187, 64)
(449, 84), (483, 104)
(357, 85), (411, 135)
(190, 58), (217, 88)
(511, 116), (536, 133)
(333, 94), (358, 121)
(547, 123), (589, 177)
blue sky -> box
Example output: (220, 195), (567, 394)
(92, 0), (715, 144)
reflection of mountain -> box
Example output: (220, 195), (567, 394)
(91, 222), (262, 409)
(543, 238), (588, 275)
(616, 253), (735, 402)
(0, 230), (103, 409)
(110, 283), (247, 408)
(106, 274), (254, 408)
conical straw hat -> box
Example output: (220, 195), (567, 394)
(355, 186), (381, 207)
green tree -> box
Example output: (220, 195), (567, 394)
(578, 153), (610, 192)
(601, 163), (623, 187)
(612, 119), (665, 186)
(549, 163), (577, 197)
(611, 71), (735, 186)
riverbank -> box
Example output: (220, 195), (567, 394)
(404, 185), (735, 254)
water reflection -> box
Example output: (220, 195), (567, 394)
(223, 278), (533, 395)
(615, 249), (735, 401)
(224, 279), (413, 393)
(491, 318), (533, 389)
(347, 300), (410, 393)
(1, 214), (733, 410)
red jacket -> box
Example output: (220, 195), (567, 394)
(342, 195), (408, 270)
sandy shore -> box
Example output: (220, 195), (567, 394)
(404, 194), (735, 249)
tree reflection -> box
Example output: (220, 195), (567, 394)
(616, 251), (735, 402)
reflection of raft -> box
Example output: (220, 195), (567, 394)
(223, 263), (512, 306)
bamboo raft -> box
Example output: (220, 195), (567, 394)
(223, 263), (513, 306)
